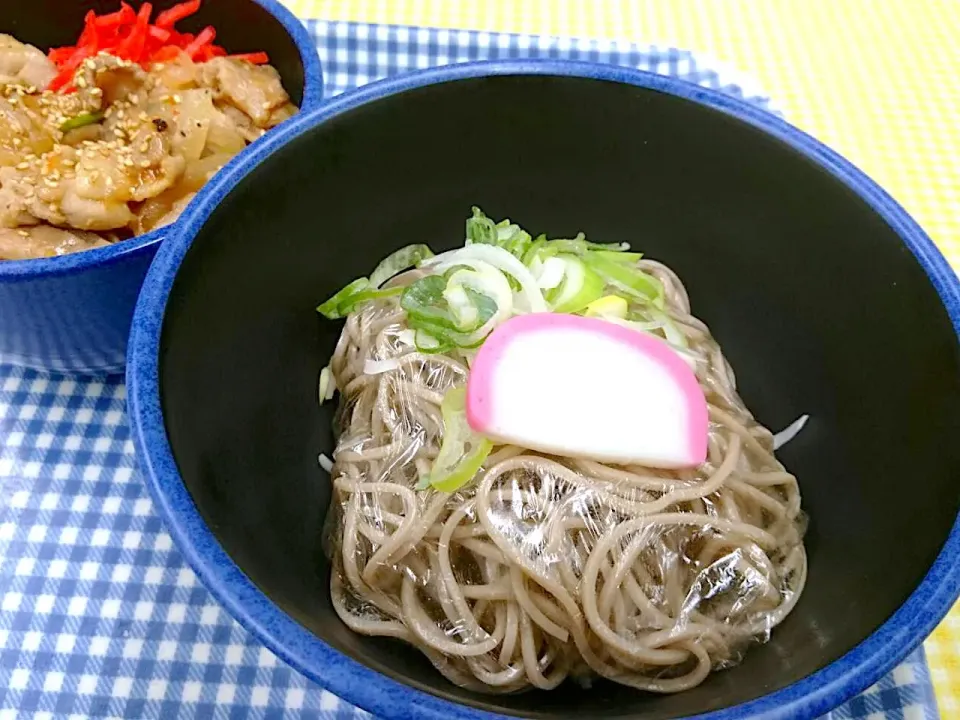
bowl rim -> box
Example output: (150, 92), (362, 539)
(0, 0), (323, 282)
(127, 59), (960, 720)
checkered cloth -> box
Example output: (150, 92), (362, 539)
(0, 19), (941, 720)
(308, 19), (775, 109)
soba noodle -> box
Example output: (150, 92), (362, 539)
(322, 257), (807, 694)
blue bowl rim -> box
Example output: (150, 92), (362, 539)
(0, 0), (323, 282)
(127, 59), (960, 720)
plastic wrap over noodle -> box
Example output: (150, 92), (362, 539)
(323, 259), (807, 694)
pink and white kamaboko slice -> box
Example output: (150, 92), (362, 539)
(466, 313), (708, 468)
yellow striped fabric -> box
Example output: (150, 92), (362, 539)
(282, 1), (960, 712)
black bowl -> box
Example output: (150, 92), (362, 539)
(127, 62), (960, 719)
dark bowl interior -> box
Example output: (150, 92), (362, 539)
(0, 0), (306, 106)
(157, 74), (960, 718)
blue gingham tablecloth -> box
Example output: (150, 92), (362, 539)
(0, 19), (941, 720)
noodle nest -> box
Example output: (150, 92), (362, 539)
(323, 259), (807, 694)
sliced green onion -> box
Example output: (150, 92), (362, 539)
(414, 329), (447, 353)
(441, 284), (499, 332)
(60, 111), (105, 132)
(443, 284), (479, 329)
(583, 253), (664, 306)
(542, 233), (588, 256)
(402, 275), (499, 348)
(317, 278), (370, 319)
(351, 285), (403, 305)
(541, 235), (633, 257)
(444, 267), (507, 328)
(495, 219), (533, 260)
(535, 256), (566, 290)
(445, 265), (511, 308)
(429, 387), (492, 493)
(410, 316), (488, 349)
(317, 277), (403, 319)
(589, 250), (643, 265)
(466, 206), (498, 245)
(369, 243), (434, 288)
(521, 233), (548, 265)
(318, 207), (665, 355)
(425, 245), (547, 313)
(318, 366), (336, 404)
(647, 308), (688, 348)
(548, 256), (606, 313)
(467, 208), (537, 260)
(495, 221), (514, 239)
(598, 315), (695, 366)
(465, 287), (498, 326)
(446, 265), (510, 320)
(401, 275), (456, 328)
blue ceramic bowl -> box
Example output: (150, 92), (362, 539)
(0, 0), (323, 375)
(128, 61), (960, 719)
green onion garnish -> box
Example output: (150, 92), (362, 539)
(317, 207), (669, 351)
(60, 111), (105, 133)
